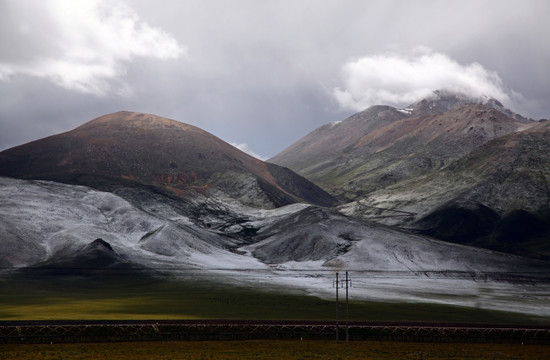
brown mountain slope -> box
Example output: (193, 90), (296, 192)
(0, 111), (335, 208)
(273, 103), (533, 201)
(270, 105), (407, 179)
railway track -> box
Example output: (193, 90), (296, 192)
(1, 320), (549, 344)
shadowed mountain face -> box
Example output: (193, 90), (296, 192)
(409, 121), (550, 258)
(0, 111), (335, 208)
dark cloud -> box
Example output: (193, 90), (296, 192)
(1, 0), (549, 159)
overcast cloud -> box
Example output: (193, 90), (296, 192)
(1, 0), (549, 159)
(333, 47), (522, 111)
(0, 0), (184, 95)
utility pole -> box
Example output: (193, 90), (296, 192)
(335, 272), (339, 342)
(334, 271), (352, 342)
(345, 271), (351, 342)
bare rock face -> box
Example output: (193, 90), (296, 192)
(0, 111), (335, 209)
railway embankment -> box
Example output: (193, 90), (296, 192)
(1, 320), (549, 344)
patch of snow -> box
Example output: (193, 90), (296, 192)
(398, 108), (413, 114)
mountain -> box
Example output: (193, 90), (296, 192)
(271, 93), (534, 201)
(0, 111), (335, 209)
(271, 91), (549, 259)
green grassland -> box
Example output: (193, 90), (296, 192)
(2, 340), (550, 360)
(1, 276), (548, 324)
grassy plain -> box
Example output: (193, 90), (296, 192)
(1, 340), (550, 360)
(1, 276), (548, 324)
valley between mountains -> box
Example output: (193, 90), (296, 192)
(1, 90), (549, 319)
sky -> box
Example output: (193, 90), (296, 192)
(1, 0), (549, 160)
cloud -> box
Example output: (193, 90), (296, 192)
(333, 48), (520, 111)
(0, 0), (185, 96)
(230, 143), (267, 161)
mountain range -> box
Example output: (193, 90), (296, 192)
(0, 90), (549, 315)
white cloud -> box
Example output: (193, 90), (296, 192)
(230, 142), (267, 161)
(333, 48), (518, 111)
(0, 0), (185, 96)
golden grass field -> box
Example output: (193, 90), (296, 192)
(2, 277), (548, 324)
(1, 340), (550, 360)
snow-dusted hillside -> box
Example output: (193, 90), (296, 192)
(0, 177), (264, 271)
(1, 177), (549, 315)
(243, 206), (541, 273)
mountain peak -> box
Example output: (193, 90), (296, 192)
(402, 89), (531, 122)
(84, 238), (115, 253)
(403, 89), (487, 117)
(75, 111), (198, 132)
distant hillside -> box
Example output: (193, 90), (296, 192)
(0, 111), (335, 208)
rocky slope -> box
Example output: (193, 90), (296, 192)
(0, 111), (335, 209)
